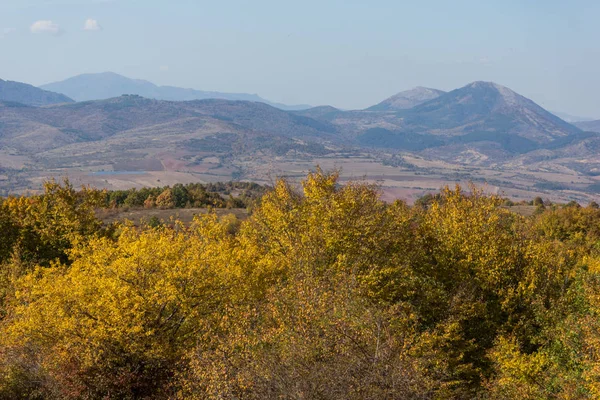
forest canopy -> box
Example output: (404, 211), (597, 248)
(1, 170), (600, 399)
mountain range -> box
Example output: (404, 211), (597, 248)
(40, 72), (311, 111)
(1, 81), (583, 156)
(2, 75), (600, 202)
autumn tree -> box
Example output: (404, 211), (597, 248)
(1, 171), (600, 399)
(0, 216), (238, 399)
(155, 188), (175, 209)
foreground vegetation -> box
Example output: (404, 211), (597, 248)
(1, 171), (600, 398)
(101, 181), (267, 210)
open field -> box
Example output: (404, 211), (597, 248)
(8, 150), (600, 205)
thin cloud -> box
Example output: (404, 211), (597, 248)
(159, 65), (169, 72)
(30, 20), (62, 36)
(84, 18), (102, 31)
(0, 28), (16, 39)
(479, 56), (492, 66)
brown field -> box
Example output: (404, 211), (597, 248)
(7, 147), (600, 205)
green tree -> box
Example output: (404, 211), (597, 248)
(171, 184), (189, 208)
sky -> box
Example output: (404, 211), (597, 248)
(1, 0), (600, 117)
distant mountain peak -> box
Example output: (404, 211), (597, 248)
(309, 105), (340, 112)
(40, 72), (312, 111)
(91, 71), (121, 77)
(467, 80), (497, 87)
(413, 86), (444, 92)
(405, 81), (581, 143)
(465, 81), (520, 104)
(367, 86), (446, 111)
(465, 81), (513, 92)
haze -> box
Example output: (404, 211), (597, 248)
(1, 0), (599, 117)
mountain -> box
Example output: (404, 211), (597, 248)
(398, 81), (581, 143)
(574, 120), (600, 133)
(0, 79), (74, 106)
(40, 72), (311, 111)
(367, 87), (446, 111)
(299, 82), (582, 153)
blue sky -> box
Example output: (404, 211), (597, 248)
(1, 0), (600, 116)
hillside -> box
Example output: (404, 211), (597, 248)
(0, 96), (337, 165)
(41, 72), (311, 111)
(402, 82), (580, 142)
(367, 86), (446, 111)
(294, 105), (343, 120)
(0, 79), (73, 106)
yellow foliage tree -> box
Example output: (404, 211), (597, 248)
(0, 171), (599, 399)
(0, 216), (237, 399)
(155, 188), (175, 209)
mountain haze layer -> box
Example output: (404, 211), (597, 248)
(575, 120), (600, 133)
(551, 111), (595, 123)
(41, 72), (311, 111)
(0, 79), (74, 106)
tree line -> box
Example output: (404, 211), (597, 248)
(102, 181), (266, 209)
(1, 171), (600, 398)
